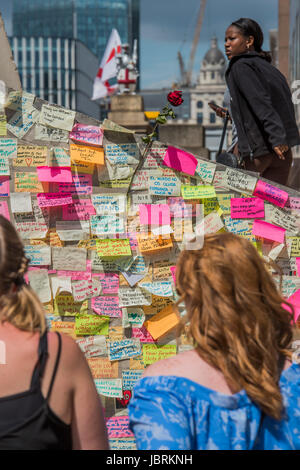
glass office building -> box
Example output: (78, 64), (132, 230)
(9, 36), (101, 119)
(12, 0), (140, 67)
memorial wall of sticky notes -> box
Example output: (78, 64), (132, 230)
(1, 87), (300, 450)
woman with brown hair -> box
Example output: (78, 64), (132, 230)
(128, 232), (300, 450)
(0, 215), (109, 450)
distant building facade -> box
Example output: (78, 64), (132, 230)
(12, 0), (140, 66)
(9, 37), (100, 119)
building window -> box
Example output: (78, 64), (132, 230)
(197, 113), (203, 124)
(211, 71), (215, 79)
(197, 100), (203, 109)
(210, 113), (216, 123)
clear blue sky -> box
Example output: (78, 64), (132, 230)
(0, 0), (278, 89)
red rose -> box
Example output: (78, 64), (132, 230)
(167, 90), (184, 107)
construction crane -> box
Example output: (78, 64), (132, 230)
(178, 0), (207, 87)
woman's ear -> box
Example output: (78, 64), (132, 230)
(247, 35), (255, 48)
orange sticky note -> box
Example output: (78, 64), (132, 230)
(70, 143), (104, 165)
(144, 304), (179, 340)
(136, 232), (173, 254)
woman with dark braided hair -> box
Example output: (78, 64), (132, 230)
(0, 216), (109, 449)
(224, 18), (300, 185)
(129, 233), (300, 450)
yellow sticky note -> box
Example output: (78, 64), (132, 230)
(137, 233), (173, 254)
(96, 238), (132, 258)
(144, 305), (179, 340)
(0, 114), (7, 135)
(109, 325), (124, 341)
(71, 160), (94, 174)
(142, 344), (177, 365)
(70, 143), (104, 165)
(14, 172), (48, 193)
(51, 321), (76, 339)
(130, 357), (146, 370)
(143, 295), (173, 315)
(75, 315), (110, 336)
(54, 294), (88, 316)
(181, 185), (216, 199)
(288, 237), (300, 257)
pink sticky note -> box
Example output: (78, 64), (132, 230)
(296, 258), (300, 277)
(58, 174), (92, 195)
(37, 166), (73, 183)
(0, 176), (10, 197)
(231, 197), (265, 218)
(0, 201), (10, 220)
(91, 296), (122, 318)
(284, 289), (300, 322)
(37, 192), (73, 207)
(132, 326), (155, 343)
(253, 180), (288, 208)
(170, 266), (176, 284)
(92, 273), (119, 294)
(105, 416), (134, 438)
(139, 204), (171, 226)
(252, 219), (286, 243)
(70, 123), (104, 146)
(163, 146), (198, 176)
(62, 199), (96, 220)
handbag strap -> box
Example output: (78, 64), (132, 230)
(217, 111), (230, 156)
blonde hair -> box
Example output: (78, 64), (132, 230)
(0, 215), (46, 333)
(176, 232), (294, 421)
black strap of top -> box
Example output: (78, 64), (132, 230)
(30, 331), (62, 402)
(46, 332), (62, 401)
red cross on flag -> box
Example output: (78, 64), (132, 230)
(92, 29), (121, 100)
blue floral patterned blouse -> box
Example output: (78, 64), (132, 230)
(128, 363), (300, 450)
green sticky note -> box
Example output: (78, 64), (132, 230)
(75, 315), (110, 336)
(181, 185), (216, 200)
(96, 238), (132, 259)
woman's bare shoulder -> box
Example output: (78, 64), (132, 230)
(47, 332), (84, 370)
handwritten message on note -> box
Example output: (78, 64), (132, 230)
(142, 344), (177, 365)
(149, 174), (181, 196)
(137, 233), (173, 254)
(58, 174), (92, 195)
(122, 370), (143, 391)
(223, 168), (257, 193)
(91, 194), (126, 215)
(118, 287), (152, 307)
(0, 176), (9, 197)
(13, 145), (47, 167)
(108, 338), (141, 361)
(39, 104), (75, 131)
(94, 378), (123, 398)
(70, 123), (103, 146)
(162, 146), (198, 176)
(92, 296), (122, 318)
(76, 336), (107, 357)
(70, 143), (104, 166)
(35, 124), (69, 142)
(181, 185), (216, 200)
(287, 237), (300, 257)
(267, 207), (299, 234)
(106, 416), (135, 439)
(253, 180), (289, 208)
(0, 138), (17, 158)
(25, 245), (51, 266)
(252, 219), (286, 243)
(0, 115), (6, 136)
(96, 239), (132, 258)
(105, 143), (139, 165)
(230, 197), (265, 219)
(92, 273), (119, 294)
(87, 358), (118, 379)
(75, 315), (109, 336)
(37, 192), (72, 208)
(195, 160), (216, 183)
(62, 199), (95, 220)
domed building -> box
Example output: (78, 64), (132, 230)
(189, 36), (228, 159)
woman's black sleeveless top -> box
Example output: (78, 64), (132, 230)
(0, 332), (72, 449)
